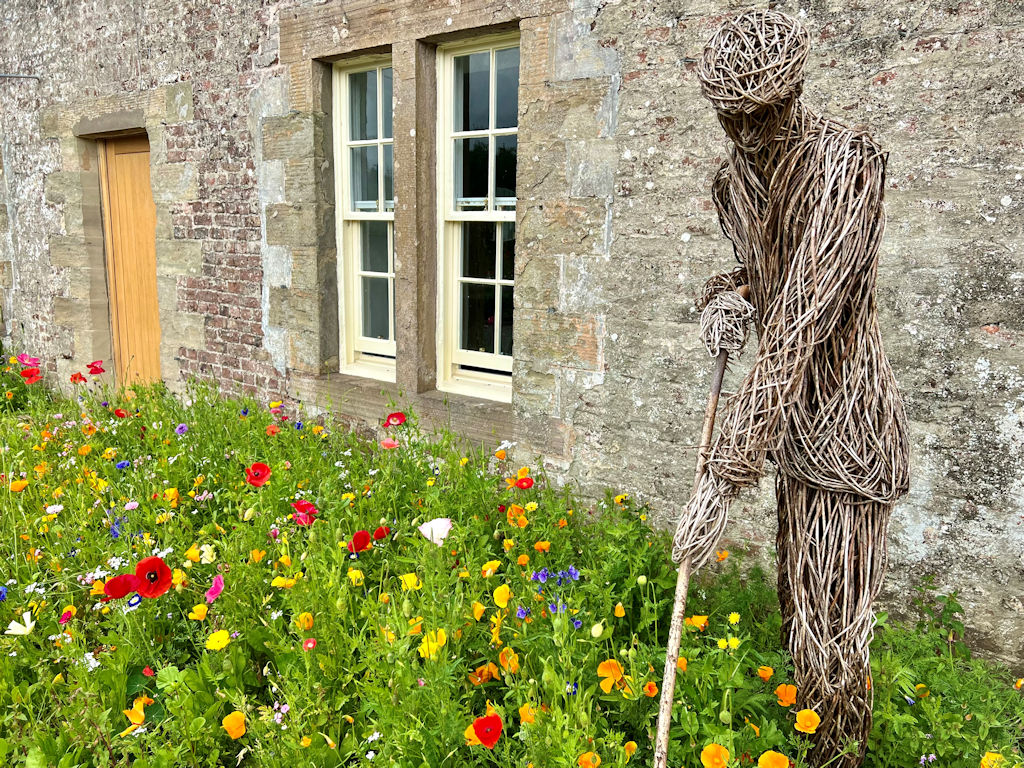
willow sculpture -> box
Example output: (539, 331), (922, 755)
(670, 10), (910, 766)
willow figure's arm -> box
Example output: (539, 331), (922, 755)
(706, 131), (886, 490)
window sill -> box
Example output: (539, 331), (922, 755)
(340, 358), (396, 384)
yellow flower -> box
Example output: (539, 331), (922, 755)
(295, 612), (314, 631)
(578, 752), (601, 767)
(188, 604), (208, 621)
(184, 543), (201, 562)
(624, 742), (637, 762)
(981, 753), (1005, 768)
(503, 539), (515, 551)
(614, 602), (625, 618)
(524, 502), (538, 512)
(119, 697), (148, 737)
(717, 638), (729, 650)
(728, 612), (740, 625)
(728, 636), (740, 650)
(700, 744), (730, 768)
(418, 629), (447, 660)
(279, 554), (292, 567)
(915, 683), (930, 698)
(172, 569), (187, 588)
(78, 444), (92, 456)
(677, 656), (687, 672)
(472, 601), (486, 621)
(271, 575), (297, 589)
(250, 549), (266, 563)
(685, 614), (709, 630)
(199, 543), (216, 564)
(400, 573), (422, 591)
(794, 708), (821, 734)
(481, 560), (501, 577)
(206, 630), (231, 650)
(90, 580), (106, 597)
(347, 568), (364, 586)
(493, 584), (512, 609)
(9, 479), (28, 492)
(597, 659), (632, 695)
(301, 736), (312, 747)
(490, 610), (505, 647)
(758, 751), (790, 768)
(222, 711), (246, 740)
(408, 616), (423, 635)
(519, 702), (536, 724)
(613, 493), (628, 505)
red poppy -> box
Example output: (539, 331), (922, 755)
(70, 372), (87, 384)
(291, 499), (319, 526)
(134, 556), (173, 598)
(143, 666), (155, 677)
(303, 638), (317, 651)
(473, 714), (503, 749)
(245, 462), (272, 487)
(19, 367), (40, 380)
(347, 529), (372, 554)
(384, 412), (406, 427)
(373, 525), (391, 541)
(103, 573), (140, 601)
(516, 477), (534, 490)
(114, 409), (127, 418)
(87, 360), (105, 375)
(23, 374), (42, 385)
(266, 424), (280, 436)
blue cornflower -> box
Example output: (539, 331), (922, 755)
(124, 594), (142, 612)
(175, 423), (188, 435)
(115, 460), (130, 470)
(566, 681), (578, 695)
(101, 401), (109, 407)
(516, 606), (531, 620)
(566, 565), (580, 581)
(572, 618), (582, 628)
(109, 515), (128, 539)
(530, 567), (549, 584)
(240, 408), (249, 416)
(904, 696), (916, 706)
(0, 586), (7, 602)
(295, 421), (303, 430)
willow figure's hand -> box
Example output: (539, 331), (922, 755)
(699, 289), (754, 358)
(696, 266), (748, 312)
(671, 472), (736, 568)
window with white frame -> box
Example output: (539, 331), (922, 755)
(334, 58), (395, 380)
(438, 36), (520, 401)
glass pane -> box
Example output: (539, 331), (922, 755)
(461, 282), (496, 353)
(461, 222), (496, 279)
(362, 277), (390, 340)
(351, 146), (379, 212)
(381, 67), (393, 139)
(361, 221), (389, 273)
(454, 137), (488, 210)
(453, 52), (490, 132)
(495, 47), (520, 129)
(383, 144), (394, 211)
(500, 285), (513, 356)
(349, 70), (377, 141)
(494, 134), (517, 206)
(500, 222), (515, 281)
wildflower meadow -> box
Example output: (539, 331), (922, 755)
(0, 353), (1021, 767)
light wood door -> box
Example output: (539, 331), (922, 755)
(100, 135), (162, 385)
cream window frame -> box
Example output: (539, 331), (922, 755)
(333, 56), (396, 383)
(437, 33), (520, 403)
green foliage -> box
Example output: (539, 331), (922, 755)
(0, 358), (1020, 768)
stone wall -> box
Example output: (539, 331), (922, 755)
(1, 0), (1021, 667)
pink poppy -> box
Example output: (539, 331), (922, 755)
(205, 574), (224, 604)
(380, 437), (399, 449)
(290, 499), (319, 526)
(16, 354), (40, 366)
(303, 638), (317, 651)
(87, 360), (105, 375)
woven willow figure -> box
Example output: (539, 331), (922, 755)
(673, 10), (910, 765)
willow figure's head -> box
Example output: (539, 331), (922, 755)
(697, 10), (810, 153)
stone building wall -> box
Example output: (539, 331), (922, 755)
(0, 0), (1021, 667)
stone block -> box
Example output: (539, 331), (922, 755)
(151, 163), (198, 203)
(566, 139), (616, 197)
(263, 113), (314, 162)
(265, 204), (318, 247)
(156, 239), (203, 278)
(165, 82), (194, 123)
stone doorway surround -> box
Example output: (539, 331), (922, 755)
(39, 83), (203, 391)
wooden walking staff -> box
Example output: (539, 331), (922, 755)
(653, 285), (751, 768)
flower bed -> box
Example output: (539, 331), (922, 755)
(0, 355), (1021, 767)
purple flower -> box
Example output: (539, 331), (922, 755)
(295, 421), (303, 430)
(572, 618), (582, 628)
(530, 568), (549, 584)
(0, 586), (7, 602)
(116, 460), (130, 470)
(175, 423), (188, 435)
(566, 565), (580, 581)
(516, 606), (531, 619)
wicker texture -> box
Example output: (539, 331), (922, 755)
(672, 9), (910, 766)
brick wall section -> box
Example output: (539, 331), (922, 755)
(1, 0), (1022, 667)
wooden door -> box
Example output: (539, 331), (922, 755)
(100, 134), (162, 385)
